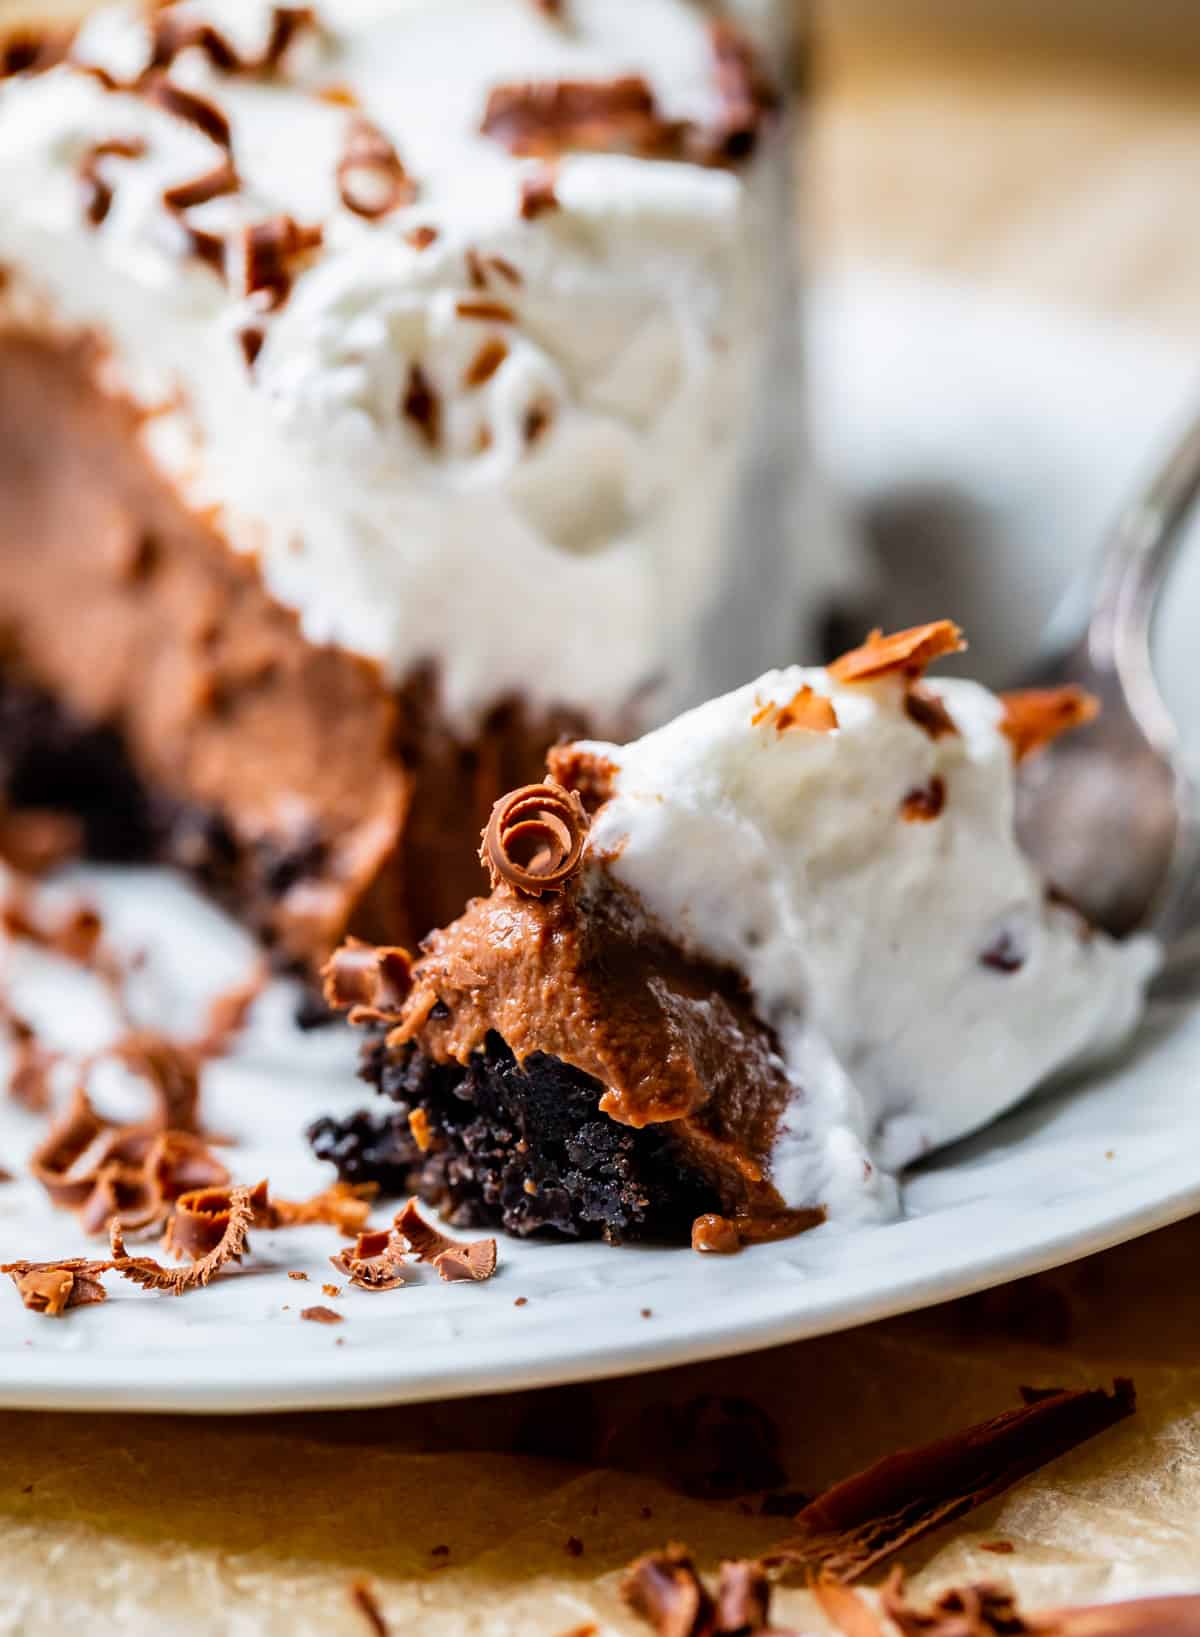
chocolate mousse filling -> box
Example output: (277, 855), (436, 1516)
(310, 811), (821, 1244)
(0, 322), (587, 969)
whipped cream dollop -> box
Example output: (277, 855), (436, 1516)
(577, 645), (1158, 1221)
(0, 0), (846, 730)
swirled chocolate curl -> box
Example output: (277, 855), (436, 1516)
(164, 1179), (273, 1260)
(141, 74), (233, 150)
(109, 1181), (257, 1294)
(330, 1227), (409, 1291)
(337, 117), (416, 219)
(270, 1180), (378, 1236)
(761, 1378), (1136, 1583)
(148, 6), (316, 77)
(1000, 686), (1100, 762)
(480, 781), (588, 896)
(233, 214), (324, 307)
(830, 620), (967, 685)
(395, 1197), (497, 1282)
(322, 938), (414, 1023)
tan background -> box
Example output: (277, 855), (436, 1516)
(3, 5), (1200, 1630)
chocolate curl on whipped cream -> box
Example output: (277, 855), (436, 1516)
(480, 781), (589, 897)
(999, 686), (1100, 762)
(337, 117), (416, 219)
(78, 136), (147, 228)
(829, 620), (967, 685)
(148, 6), (316, 78)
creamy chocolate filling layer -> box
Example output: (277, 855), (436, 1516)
(0, 325), (585, 967)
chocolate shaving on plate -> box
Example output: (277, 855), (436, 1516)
(829, 621), (967, 686)
(337, 116), (416, 219)
(193, 962), (269, 1058)
(545, 744), (620, 814)
(7, 1263), (110, 1316)
(762, 1378), (1136, 1582)
(110, 1181), (256, 1294)
(395, 1196), (497, 1282)
(4, 1008), (58, 1113)
(165, 1178), (271, 1260)
(301, 1304), (343, 1324)
(480, 781), (589, 897)
(999, 686), (1100, 762)
(330, 1226), (408, 1291)
(270, 1180), (378, 1237)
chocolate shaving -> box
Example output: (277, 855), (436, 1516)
(621, 1545), (714, 1637)
(147, 7), (315, 79)
(699, 19), (777, 165)
(7, 1262), (110, 1316)
(402, 362), (441, 448)
(301, 1304), (343, 1324)
(349, 1578), (390, 1636)
(4, 1009), (58, 1113)
(1, 26), (75, 80)
(330, 1226), (408, 1291)
(322, 938), (414, 1024)
(524, 399), (553, 445)
(162, 157), (239, 212)
(29, 1089), (143, 1211)
(482, 75), (680, 160)
(752, 685), (839, 735)
(270, 1180), (378, 1237)
(78, 136), (148, 227)
(233, 214), (323, 308)
(545, 744), (619, 814)
(142, 74), (232, 151)
(464, 338), (509, 388)
(456, 299), (515, 323)
(520, 168), (560, 220)
(871, 1570), (1200, 1637)
(999, 686), (1100, 762)
(900, 776), (946, 823)
(107, 1030), (202, 1132)
(904, 684), (958, 740)
(109, 1181), (255, 1294)
(239, 325), (266, 368)
(488, 254), (522, 286)
(762, 1378), (1136, 1582)
(830, 621), (967, 685)
(337, 116), (416, 219)
(481, 781), (588, 896)
(407, 224), (438, 251)
(165, 1178), (269, 1260)
(193, 962), (268, 1058)
(395, 1196), (498, 1282)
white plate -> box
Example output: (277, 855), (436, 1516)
(0, 863), (1196, 1414)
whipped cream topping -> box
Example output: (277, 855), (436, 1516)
(0, 0), (833, 731)
(577, 659), (1158, 1221)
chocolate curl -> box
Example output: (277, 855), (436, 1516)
(1, 26), (76, 79)
(162, 157), (239, 212)
(329, 1227), (408, 1291)
(904, 685), (959, 740)
(829, 621), (967, 686)
(481, 75), (678, 160)
(107, 1030), (202, 1133)
(147, 6), (316, 77)
(751, 685), (838, 735)
(900, 776), (947, 823)
(401, 361), (441, 448)
(762, 1378), (1136, 1583)
(270, 1180), (378, 1237)
(1000, 686), (1100, 762)
(321, 938), (414, 1025)
(697, 18), (777, 165)
(29, 1089), (148, 1211)
(232, 213), (323, 309)
(480, 781), (588, 897)
(4, 1009), (58, 1113)
(110, 1181), (256, 1294)
(164, 1178), (271, 1261)
(142, 74), (232, 150)
(394, 1197), (497, 1282)
(337, 116), (416, 219)
(8, 1265), (108, 1316)
(519, 167), (560, 220)
(544, 744), (619, 814)
(80, 137), (144, 229)
(77, 1162), (166, 1237)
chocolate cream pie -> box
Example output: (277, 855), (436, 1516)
(311, 623), (1158, 1247)
(0, 0), (841, 974)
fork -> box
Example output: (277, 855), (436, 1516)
(1014, 409), (1200, 969)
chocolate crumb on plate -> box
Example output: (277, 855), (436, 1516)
(300, 1304), (343, 1324)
